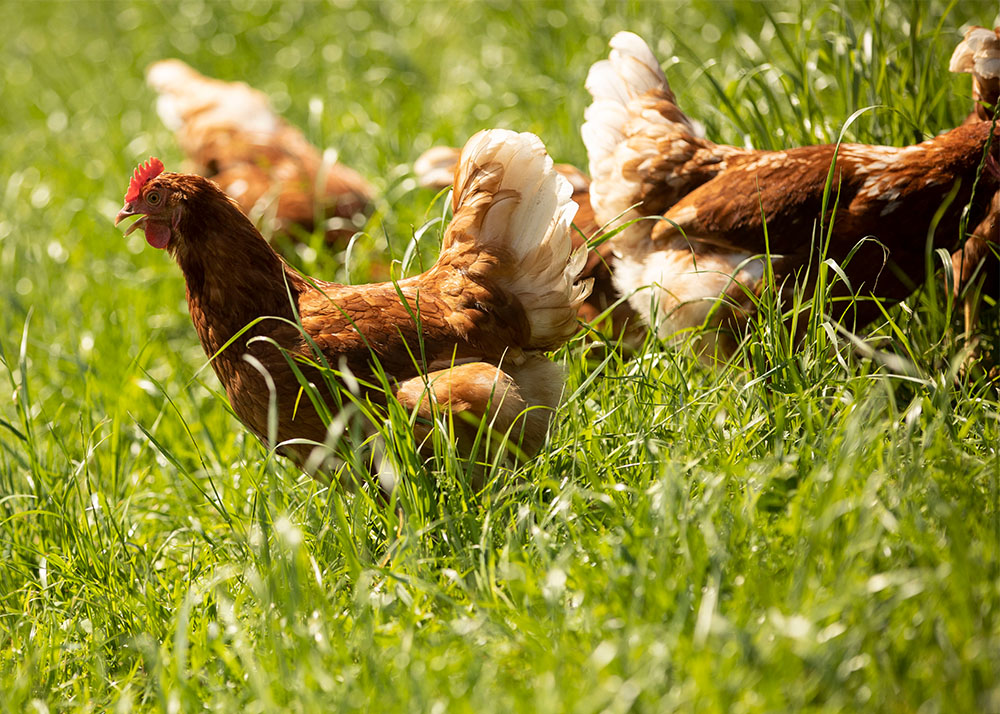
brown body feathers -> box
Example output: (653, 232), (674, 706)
(582, 32), (1000, 355)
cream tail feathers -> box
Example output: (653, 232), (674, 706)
(441, 129), (592, 350)
(949, 26), (1000, 81)
(146, 59), (279, 139)
(580, 33), (760, 346)
(949, 26), (1000, 122)
(581, 32), (703, 244)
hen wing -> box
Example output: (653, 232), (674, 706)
(649, 123), (999, 317)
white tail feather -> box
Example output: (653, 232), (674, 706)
(949, 26), (1000, 78)
(146, 59), (279, 137)
(581, 32), (705, 239)
(582, 33), (668, 177)
(949, 27), (1000, 122)
(413, 146), (463, 189)
(444, 129), (591, 349)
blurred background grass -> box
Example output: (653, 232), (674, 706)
(1, 1), (998, 712)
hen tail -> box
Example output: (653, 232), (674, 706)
(416, 145), (592, 194)
(581, 32), (749, 249)
(436, 129), (592, 350)
(146, 59), (280, 140)
(414, 146), (464, 190)
(949, 26), (1000, 122)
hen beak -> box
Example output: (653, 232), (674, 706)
(115, 202), (135, 226)
(115, 203), (145, 235)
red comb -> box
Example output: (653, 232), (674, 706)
(124, 157), (165, 202)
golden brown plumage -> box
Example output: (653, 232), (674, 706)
(117, 131), (591, 475)
(147, 59), (374, 246)
(583, 32), (1000, 356)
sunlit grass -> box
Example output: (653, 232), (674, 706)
(1, 1), (998, 711)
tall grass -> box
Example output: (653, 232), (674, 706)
(1, 1), (998, 711)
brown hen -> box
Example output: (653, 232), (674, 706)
(583, 32), (1000, 357)
(117, 130), (591, 477)
(147, 59), (374, 246)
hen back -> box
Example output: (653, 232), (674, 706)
(583, 32), (1000, 355)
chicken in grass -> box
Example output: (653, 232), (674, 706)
(415, 145), (636, 335)
(949, 25), (1000, 339)
(582, 32), (1000, 357)
(116, 130), (592, 475)
(146, 59), (374, 246)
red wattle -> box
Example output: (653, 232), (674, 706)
(145, 221), (171, 250)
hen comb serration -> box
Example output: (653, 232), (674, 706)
(125, 157), (165, 202)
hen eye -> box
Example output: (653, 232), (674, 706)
(147, 191), (161, 205)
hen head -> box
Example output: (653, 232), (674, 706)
(116, 157), (229, 252)
(115, 157), (181, 250)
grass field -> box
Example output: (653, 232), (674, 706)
(2, 1), (999, 711)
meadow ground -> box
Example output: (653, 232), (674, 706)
(1, 1), (998, 711)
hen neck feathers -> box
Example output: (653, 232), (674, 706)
(171, 192), (306, 355)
